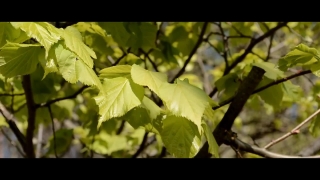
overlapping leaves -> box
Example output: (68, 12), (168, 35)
(95, 64), (217, 157)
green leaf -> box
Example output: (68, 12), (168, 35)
(99, 22), (131, 47)
(11, 22), (61, 57)
(98, 132), (129, 155)
(0, 43), (43, 78)
(131, 64), (168, 95)
(50, 43), (101, 88)
(214, 73), (241, 102)
(45, 129), (73, 157)
(252, 62), (284, 80)
(94, 77), (144, 127)
(124, 96), (163, 134)
(309, 114), (320, 137)
(99, 65), (132, 79)
(201, 121), (219, 158)
(257, 78), (283, 109)
(278, 43), (320, 71)
(0, 22), (29, 48)
(281, 81), (301, 101)
(159, 79), (209, 133)
(160, 116), (201, 158)
(140, 96), (162, 120)
(61, 26), (96, 68)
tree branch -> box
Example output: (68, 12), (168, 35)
(47, 105), (58, 158)
(170, 22), (208, 83)
(231, 136), (320, 158)
(264, 108), (320, 149)
(212, 70), (312, 110)
(112, 47), (130, 66)
(195, 66), (265, 158)
(0, 103), (27, 152)
(22, 75), (36, 158)
(208, 22), (288, 97)
(0, 93), (24, 97)
(0, 127), (26, 157)
(36, 85), (88, 108)
(131, 132), (149, 158)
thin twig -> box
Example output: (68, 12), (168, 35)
(36, 85), (88, 108)
(212, 70), (312, 110)
(131, 132), (149, 158)
(265, 33), (274, 61)
(232, 137), (320, 158)
(208, 22), (288, 98)
(0, 127), (26, 157)
(112, 48), (130, 66)
(226, 22), (253, 39)
(47, 105), (58, 158)
(264, 108), (320, 149)
(158, 146), (167, 158)
(170, 22), (208, 83)
(0, 93), (24, 97)
(215, 22), (229, 68)
(116, 120), (126, 135)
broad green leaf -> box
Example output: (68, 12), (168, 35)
(45, 129), (73, 157)
(0, 43), (43, 78)
(61, 26), (96, 68)
(99, 22), (131, 47)
(50, 43), (101, 88)
(201, 121), (219, 158)
(159, 79), (209, 133)
(257, 78), (283, 109)
(94, 77), (144, 127)
(99, 65), (132, 79)
(11, 22), (60, 57)
(281, 81), (301, 101)
(214, 73), (241, 102)
(161, 116), (201, 158)
(139, 23), (157, 50)
(252, 62), (284, 80)
(141, 96), (162, 120)
(124, 96), (163, 134)
(309, 114), (320, 137)
(124, 107), (160, 134)
(76, 60), (102, 88)
(0, 22), (29, 48)
(131, 64), (168, 95)
(278, 44), (320, 71)
(98, 132), (129, 155)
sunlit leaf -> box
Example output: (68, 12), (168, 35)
(11, 22), (60, 57)
(278, 43), (320, 71)
(61, 26), (96, 68)
(50, 43), (101, 88)
(131, 64), (168, 95)
(94, 77), (144, 127)
(0, 22), (29, 48)
(257, 78), (283, 109)
(99, 65), (132, 79)
(0, 42), (43, 78)
(201, 121), (219, 158)
(253, 62), (284, 80)
(159, 79), (209, 133)
(161, 116), (201, 158)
